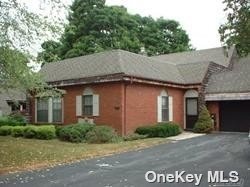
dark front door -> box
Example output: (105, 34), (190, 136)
(186, 98), (198, 129)
(220, 101), (250, 132)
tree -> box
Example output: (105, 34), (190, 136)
(0, 0), (66, 95)
(39, 0), (192, 63)
(193, 106), (213, 133)
(219, 0), (250, 56)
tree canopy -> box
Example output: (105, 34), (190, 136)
(219, 0), (250, 56)
(38, 0), (193, 63)
(0, 0), (66, 95)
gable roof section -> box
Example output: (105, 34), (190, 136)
(40, 48), (234, 86)
(206, 56), (250, 94)
(151, 47), (233, 67)
(40, 50), (185, 85)
(177, 61), (211, 84)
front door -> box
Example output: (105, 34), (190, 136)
(186, 98), (198, 129)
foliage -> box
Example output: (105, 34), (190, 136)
(123, 133), (148, 141)
(0, 126), (13, 136)
(0, 115), (26, 127)
(9, 112), (26, 124)
(135, 122), (181, 137)
(23, 126), (38, 139)
(35, 125), (56, 140)
(0, 0), (66, 95)
(85, 126), (120, 144)
(193, 106), (213, 133)
(219, 0), (250, 56)
(57, 123), (94, 143)
(39, 0), (192, 63)
(11, 126), (25, 137)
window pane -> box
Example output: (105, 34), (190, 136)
(83, 95), (93, 115)
(37, 98), (48, 122)
(161, 96), (169, 121)
(187, 99), (198, 115)
(84, 106), (93, 116)
(53, 98), (62, 122)
(162, 96), (168, 109)
(162, 109), (169, 121)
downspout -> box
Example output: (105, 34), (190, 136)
(123, 83), (127, 136)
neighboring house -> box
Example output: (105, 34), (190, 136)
(29, 46), (249, 135)
(0, 90), (27, 116)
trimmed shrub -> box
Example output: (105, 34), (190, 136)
(57, 123), (94, 143)
(0, 115), (26, 127)
(23, 126), (38, 138)
(85, 126), (119, 144)
(11, 126), (25, 137)
(36, 125), (56, 140)
(193, 106), (213, 133)
(123, 133), (148, 141)
(0, 126), (12, 136)
(9, 112), (26, 124)
(135, 122), (181, 138)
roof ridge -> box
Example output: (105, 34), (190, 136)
(152, 47), (224, 58)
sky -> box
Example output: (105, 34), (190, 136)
(105, 0), (226, 50)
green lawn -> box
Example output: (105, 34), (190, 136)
(0, 136), (168, 174)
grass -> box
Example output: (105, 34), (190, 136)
(0, 136), (168, 174)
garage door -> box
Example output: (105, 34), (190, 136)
(220, 101), (250, 132)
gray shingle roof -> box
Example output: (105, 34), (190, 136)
(177, 61), (211, 84)
(40, 50), (185, 84)
(40, 48), (234, 86)
(151, 47), (233, 67)
(206, 56), (250, 93)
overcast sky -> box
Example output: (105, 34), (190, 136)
(106, 0), (226, 49)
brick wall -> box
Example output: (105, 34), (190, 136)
(62, 82), (124, 134)
(207, 101), (220, 131)
(124, 83), (185, 134)
(30, 81), (186, 135)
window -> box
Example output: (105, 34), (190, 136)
(157, 90), (173, 122)
(36, 97), (62, 123)
(162, 96), (169, 121)
(37, 98), (49, 122)
(52, 98), (62, 122)
(186, 98), (198, 116)
(82, 95), (93, 116)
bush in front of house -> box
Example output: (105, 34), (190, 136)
(123, 133), (148, 141)
(35, 125), (56, 140)
(85, 126), (120, 144)
(11, 126), (25, 137)
(0, 126), (13, 136)
(193, 106), (213, 133)
(135, 122), (181, 138)
(23, 126), (38, 138)
(57, 123), (94, 143)
(0, 114), (26, 127)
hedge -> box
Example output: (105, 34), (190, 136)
(57, 123), (94, 143)
(0, 126), (12, 136)
(135, 122), (181, 138)
(193, 106), (213, 133)
(0, 114), (26, 127)
(11, 126), (25, 137)
(85, 126), (120, 144)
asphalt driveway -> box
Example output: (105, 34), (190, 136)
(0, 133), (249, 187)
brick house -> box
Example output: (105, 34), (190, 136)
(30, 47), (250, 135)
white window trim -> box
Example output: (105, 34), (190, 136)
(157, 90), (173, 122)
(36, 97), (63, 123)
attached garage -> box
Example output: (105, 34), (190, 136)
(219, 101), (250, 132)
